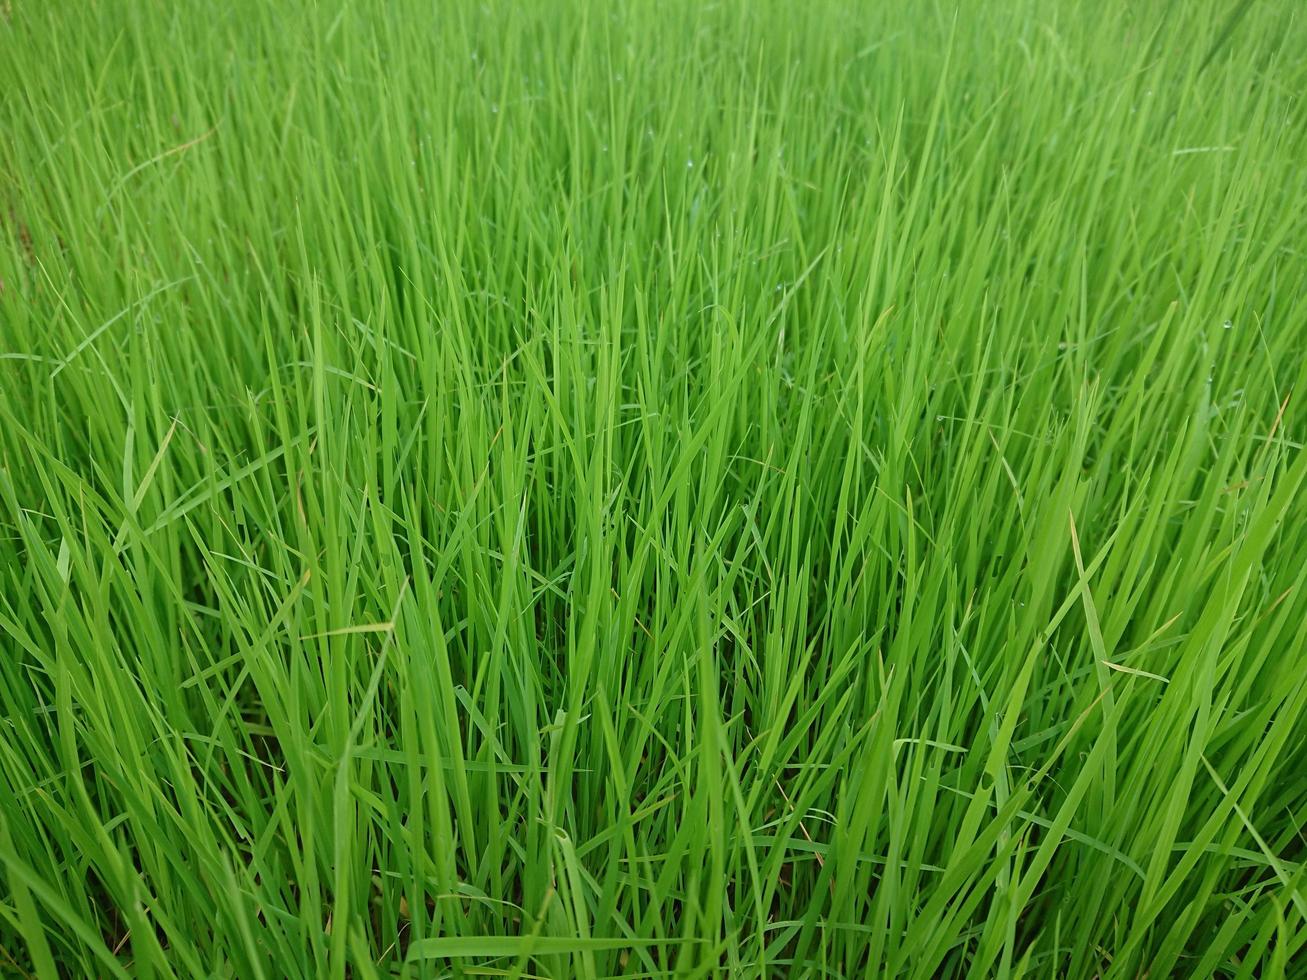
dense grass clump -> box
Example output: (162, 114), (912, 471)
(2, 0), (1306, 976)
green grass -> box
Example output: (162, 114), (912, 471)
(2, 0), (1306, 976)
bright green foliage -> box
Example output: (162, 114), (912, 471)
(2, 1), (1306, 976)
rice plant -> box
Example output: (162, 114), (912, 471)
(2, 0), (1305, 976)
